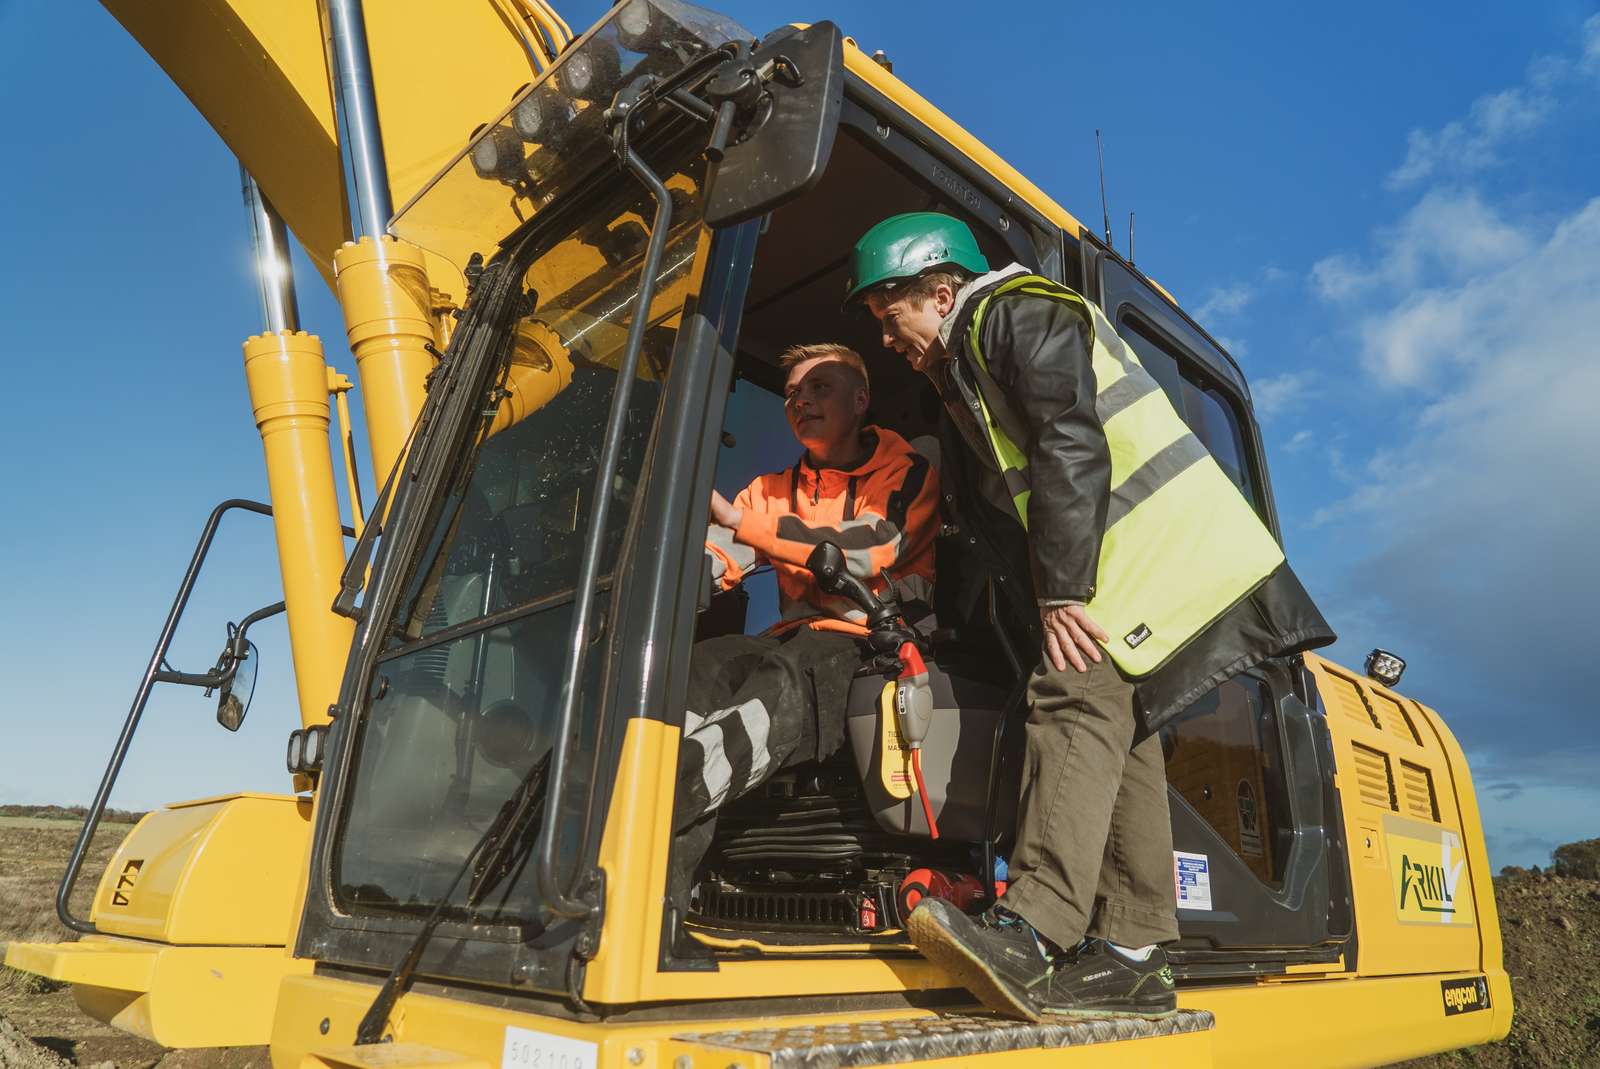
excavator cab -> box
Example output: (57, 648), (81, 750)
(289, 0), (1356, 1021)
(10, 1), (1509, 1064)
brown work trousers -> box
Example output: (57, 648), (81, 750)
(998, 653), (1181, 951)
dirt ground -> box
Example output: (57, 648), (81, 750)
(4, 809), (1592, 1068)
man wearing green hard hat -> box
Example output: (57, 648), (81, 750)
(847, 212), (1333, 1020)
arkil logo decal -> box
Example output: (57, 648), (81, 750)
(110, 859), (143, 907)
(1383, 816), (1474, 926)
(1400, 855), (1456, 913)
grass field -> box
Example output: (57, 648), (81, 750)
(0, 817), (136, 833)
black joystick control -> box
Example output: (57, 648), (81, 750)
(806, 541), (898, 632)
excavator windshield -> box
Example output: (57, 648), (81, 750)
(331, 139), (710, 930)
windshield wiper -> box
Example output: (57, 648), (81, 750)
(354, 751), (551, 1045)
(332, 276), (507, 622)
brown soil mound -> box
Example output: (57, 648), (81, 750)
(1399, 866), (1600, 1068)
(0, 1012), (81, 1069)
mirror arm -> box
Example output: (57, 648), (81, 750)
(235, 599), (288, 638)
(151, 600), (287, 690)
(152, 667), (226, 688)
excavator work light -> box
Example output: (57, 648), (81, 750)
(512, 88), (576, 142)
(616, 0), (750, 56)
(1365, 647), (1406, 688)
(558, 45), (621, 101)
(469, 124), (528, 183)
(617, 0), (654, 48)
(285, 724), (329, 776)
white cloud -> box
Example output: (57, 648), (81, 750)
(1309, 254), (1364, 302)
(1310, 188), (1531, 308)
(1197, 281), (1255, 322)
(1358, 196), (1588, 390)
(1252, 371), (1314, 420)
(1385, 17), (1600, 190)
(1283, 429), (1314, 454)
(1197, 267), (1291, 335)
(1318, 196), (1600, 770)
(1388, 86), (1553, 189)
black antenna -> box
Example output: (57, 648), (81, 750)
(1128, 212), (1136, 265)
(1096, 129), (1112, 249)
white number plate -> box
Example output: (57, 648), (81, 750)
(502, 1026), (599, 1069)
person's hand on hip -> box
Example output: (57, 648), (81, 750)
(1040, 603), (1108, 673)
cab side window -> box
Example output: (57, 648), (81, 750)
(1119, 313), (1260, 512)
(708, 374), (794, 634)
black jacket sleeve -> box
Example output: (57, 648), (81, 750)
(978, 294), (1109, 602)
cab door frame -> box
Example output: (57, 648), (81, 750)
(1090, 245), (1355, 975)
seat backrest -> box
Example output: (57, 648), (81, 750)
(843, 662), (1018, 843)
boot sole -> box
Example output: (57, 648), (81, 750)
(907, 906), (1043, 1023)
(1043, 1002), (1178, 1021)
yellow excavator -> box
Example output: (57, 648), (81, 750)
(8, 2), (1512, 1066)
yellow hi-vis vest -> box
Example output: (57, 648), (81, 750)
(964, 274), (1286, 677)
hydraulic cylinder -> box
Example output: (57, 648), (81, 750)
(333, 236), (436, 483)
(243, 331), (356, 728)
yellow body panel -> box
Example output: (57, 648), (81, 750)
(87, 793), (312, 944)
(1305, 655), (1485, 978)
(101, 0), (534, 297)
(271, 973), (1210, 1069)
(269, 964), (1509, 1069)
(333, 236), (440, 481)
(303, 1044), (492, 1069)
(5, 794), (317, 1046)
(1192, 969), (1509, 1067)
(244, 330), (357, 726)
(5, 937), (310, 1048)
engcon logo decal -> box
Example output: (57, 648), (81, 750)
(1441, 976), (1491, 1016)
(110, 859), (143, 907)
(1383, 816), (1474, 926)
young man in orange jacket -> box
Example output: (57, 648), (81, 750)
(669, 343), (940, 916)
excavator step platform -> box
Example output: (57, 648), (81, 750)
(672, 1009), (1215, 1069)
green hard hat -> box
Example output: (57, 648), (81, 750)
(844, 212), (990, 306)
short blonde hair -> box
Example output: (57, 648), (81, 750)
(873, 267), (977, 309)
(778, 343), (869, 393)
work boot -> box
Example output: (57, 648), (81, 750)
(908, 900), (1177, 1021)
(906, 898), (1054, 1021)
(1036, 938), (1177, 1019)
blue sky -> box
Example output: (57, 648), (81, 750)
(1, 2), (1596, 872)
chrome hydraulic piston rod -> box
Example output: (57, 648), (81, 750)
(241, 166), (355, 728)
(242, 165), (301, 333)
(323, 0), (392, 241)
(322, 0), (440, 485)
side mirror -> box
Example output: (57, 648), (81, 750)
(216, 638), (259, 732)
(703, 21), (844, 227)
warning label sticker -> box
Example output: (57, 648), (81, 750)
(1174, 851), (1212, 911)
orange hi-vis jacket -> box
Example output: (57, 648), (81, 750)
(706, 426), (940, 632)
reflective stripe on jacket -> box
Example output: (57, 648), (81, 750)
(959, 273), (1291, 679)
(705, 426), (939, 630)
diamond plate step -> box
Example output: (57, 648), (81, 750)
(674, 1010), (1215, 1069)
